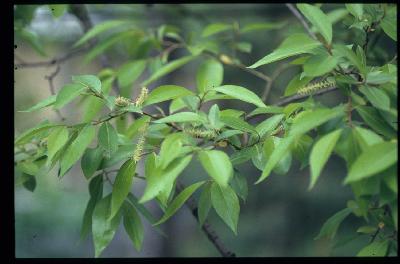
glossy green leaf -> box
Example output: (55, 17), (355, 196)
(60, 125), (96, 177)
(18, 95), (56, 112)
(196, 59), (223, 93)
(220, 115), (255, 134)
(122, 201), (144, 251)
(54, 83), (86, 109)
(72, 75), (102, 94)
(344, 142), (397, 184)
(214, 85), (266, 108)
(159, 133), (183, 169)
(284, 74), (313, 96)
(154, 112), (202, 124)
(230, 172), (248, 202)
(154, 181), (205, 225)
(202, 23), (232, 37)
(247, 106), (284, 117)
(198, 150), (233, 187)
(356, 226), (377, 234)
(141, 55), (197, 86)
(357, 240), (389, 257)
(345, 4), (363, 20)
(309, 129), (342, 190)
(82, 76), (114, 122)
(110, 159), (137, 219)
(241, 22), (286, 33)
(255, 114), (284, 137)
(380, 6), (396, 41)
(303, 53), (338, 77)
(198, 183), (212, 226)
(117, 60), (147, 96)
(248, 33), (321, 68)
(297, 4), (332, 44)
(359, 86), (390, 111)
(125, 116), (151, 139)
(353, 126), (383, 151)
(81, 147), (104, 180)
(92, 195), (121, 258)
(210, 182), (240, 235)
(144, 85), (194, 106)
(46, 126), (69, 165)
(49, 4), (68, 18)
(356, 106), (397, 138)
(98, 122), (119, 158)
(15, 122), (60, 146)
(314, 208), (352, 240)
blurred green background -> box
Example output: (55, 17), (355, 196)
(14, 4), (394, 257)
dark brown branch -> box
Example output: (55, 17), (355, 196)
(44, 65), (65, 121)
(14, 48), (87, 68)
(285, 3), (317, 40)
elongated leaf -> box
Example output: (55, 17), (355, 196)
(297, 4), (332, 44)
(344, 142), (397, 184)
(141, 55), (196, 86)
(98, 122), (119, 158)
(284, 73), (313, 96)
(198, 150), (233, 187)
(356, 106), (397, 138)
(380, 6), (396, 41)
(345, 4), (363, 20)
(154, 112), (202, 124)
(202, 23), (232, 37)
(353, 126), (383, 151)
(72, 75), (102, 94)
(49, 4), (68, 18)
(60, 125), (96, 177)
(241, 22), (286, 33)
(122, 201), (144, 251)
(196, 59), (223, 93)
(110, 159), (137, 219)
(303, 53), (338, 77)
(92, 195), (121, 258)
(247, 106), (284, 117)
(15, 122), (60, 145)
(198, 183), (212, 226)
(159, 133), (183, 169)
(117, 60), (147, 97)
(154, 181), (205, 225)
(140, 154), (192, 203)
(81, 147), (104, 180)
(54, 83), (86, 109)
(357, 240), (389, 257)
(359, 86), (390, 111)
(74, 20), (131, 47)
(230, 172), (248, 202)
(309, 129), (342, 190)
(46, 126), (69, 165)
(82, 76), (114, 122)
(220, 115), (255, 134)
(18, 95), (56, 112)
(125, 116), (151, 139)
(289, 106), (345, 137)
(143, 85), (194, 106)
(256, 135), (296, 183)
(211, 182), (240, 235)
(248, 33), (321, 68)
(314, 208), (352, 240)
(214, 85), (266, 108)
(255, 114), (284, 137)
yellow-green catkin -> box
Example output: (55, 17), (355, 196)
(183, 127), (217, 139)
(115, 96), (132, 107)
(134, 87), (149, 107)
(297, 79), (336, 96)
(132, 122), (149, 163)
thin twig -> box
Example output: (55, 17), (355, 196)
(14, 48), (87, 68)
(261, 63), (292, 102)
(44, 65), (65, 121)
(285, 4), (317, 40)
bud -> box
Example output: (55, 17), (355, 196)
(115, 96), (131, 107)
(378, 222), (385, 229)
(134, 87), (149, 107)
(219, 54), (233, 65)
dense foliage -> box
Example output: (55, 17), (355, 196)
(14, 4), (397, 257)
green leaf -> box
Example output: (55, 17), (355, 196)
(122, 201), (144, 251)
(154, 181), (205, 225)
(214, 85), (266, 108)
(81, 147), (104, 180)
(202, 23), (232, 37)
(256, 135), (296, 183)
(366, 71), (395, 85)
(18, 95), (56, 112)
(154, 112), (202, 124)
(289, 106), (345, 137)
(82, 76), (114, 122)
(284, 74), (313, 96)
(344, 141), (397, 184)
(74, 20), (131, 47)
(49, 4), (68, 18)
(230, 172), (248, 202)
(140, 154), (192, 203)
(210, 182), (240, 235)
(98, 122), (119, 158)
(356, 226), (377, 234)
(255, 114), (284, 137)
(198, 183), (212, 226)
(380, 6), (396, 41)
(247, 106), (284, 117)
(17, 28), (46, 56)
(141, 55), (197, 87)
(54, 83), (86, 109)
(117, 60), (147, 97)
(345, 4), (363, 20)
(198, 150), (233, 187)
(60, 125), (96, 177)
(333, 45), (366, 76)
(359, 86), (390, 111)
(143, 85), (194, 106)
(196, 59), (223, 93)
(357, 240), (389, 257)
(314, 208), (352, 240)
(353, 126), (383, 151)
(356, 106), (397, 138)
(72, 75), (102, 94)
(248, 33), (321, 68)
(159, 133), (183, 169)
(303, 53), (338, 77)
(110, 159), (137, 220)
(21, 173), (36, 192)
(208, 104), (223, 129)
(92, 195), (121, 258)
(220, 115), (255, 134)
(297, 4), (332, 44)
(241, 22), (286, 33)
(15, 122), (60, 145)
(125, 116), (151, 139)
(80, 175), (103, 241)
(309, 129), (342, 190)
(236, 42), (252, 53)
(46, 126), (69, 165)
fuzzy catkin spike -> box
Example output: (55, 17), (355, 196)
(296, 79), (336, 96)
(132, 122), (149, 163)
(115, 96), (132, 107)
(134, 87), (149, 107)
(183, 127), (217, 139)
